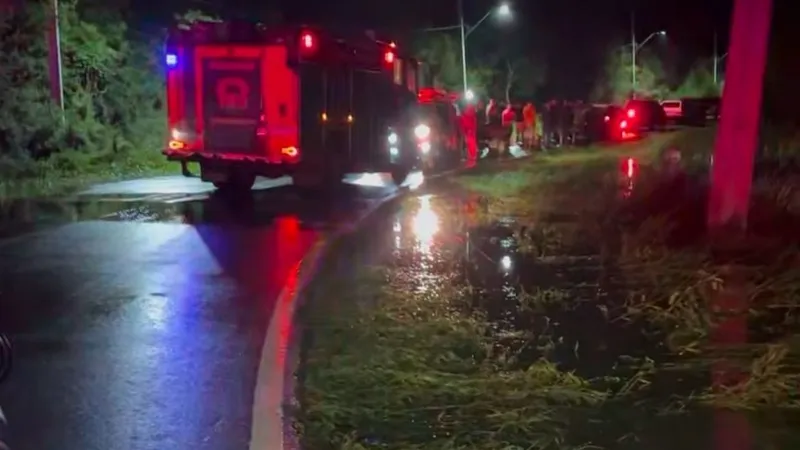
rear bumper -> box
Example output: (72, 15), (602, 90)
(163, 149), (412, 176)
(163, 150), (295, 178)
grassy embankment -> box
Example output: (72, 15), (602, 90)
(0, 149), (179, 200)
(296, 129), (800, 449)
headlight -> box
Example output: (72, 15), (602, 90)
(388, 132), (398, 144)
(414, 124), (430, 139)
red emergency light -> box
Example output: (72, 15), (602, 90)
(300, 31), (315, 49)
(627, 108), (636, 118)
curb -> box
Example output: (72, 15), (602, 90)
(248, 189), (404, 450)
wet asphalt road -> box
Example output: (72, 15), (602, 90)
(0, 173), (419, 450)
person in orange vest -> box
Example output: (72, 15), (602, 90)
(522, 102), (537, 149)
(461, 103), (478, 162)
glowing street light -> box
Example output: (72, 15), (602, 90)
(497, 3), (511, 17)
(630, 11), (667, 92)
(459, 2), (512, 96)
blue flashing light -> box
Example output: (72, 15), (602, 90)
(166, 53), (177, 67)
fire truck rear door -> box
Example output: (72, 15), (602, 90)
(196, 46), (263, 157)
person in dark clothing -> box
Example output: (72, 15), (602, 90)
(485, 99), (498, 126)
(571, 100), (587, 144)
(553, 100), (565, 147)
(541, 100), (555, 148)
(562, 101), (575, 145)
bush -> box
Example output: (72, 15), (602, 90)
(0, 0), (167, 188)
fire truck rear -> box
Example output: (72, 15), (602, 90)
(163, 22), (423, 191)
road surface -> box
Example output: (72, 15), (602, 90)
(0, 173), (418, 450)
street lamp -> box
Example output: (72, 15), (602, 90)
(459, 1), (512, 97)
(630, 13), (666, 92)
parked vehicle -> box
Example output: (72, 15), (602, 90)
(679, 97), (716, 126)
(661, 99), (682, 122)
(623, 98), (667, 131)
(581, 104), (638, 144)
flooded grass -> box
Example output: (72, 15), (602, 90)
(298, 132), (800, 448)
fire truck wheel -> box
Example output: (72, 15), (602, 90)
(292, 167), (344, 195)
(213, 172), (255, 192)
(390, 165), (411, 185)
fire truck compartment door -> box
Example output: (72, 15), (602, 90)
(199, 49), (263, 155)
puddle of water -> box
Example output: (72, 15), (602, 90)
(381, 190), (800, 449)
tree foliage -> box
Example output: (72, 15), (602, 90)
(412, 32), (546, 101)
(673, 61), (720, 98)
(412, 33), (495, 95)
(591, 47), (669, 102)
(0, 0), (164, 179)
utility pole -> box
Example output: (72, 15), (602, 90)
(631, 12), (636, 94)
(707, 0), (772, 233)
(46, 0), (65, 122)
(713, 31), (718, 85)
(458, 0), (468, 96)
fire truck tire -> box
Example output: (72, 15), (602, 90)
(213, 172), (255, 192)
(390, 165), (411, 185)
(292, 166), (345, 195)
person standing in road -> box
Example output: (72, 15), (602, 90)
(485, 99), (498, 126)
(501, 102), (515, 150)
(461, 103), (478, 162)
(541, 100), (555, 149)
(553, 100), (565, 147)
(562, 100), (574, 145)
(571, 100), (587, 144)
(522, 102), (537, 150)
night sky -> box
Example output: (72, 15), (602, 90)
(136, 0), (739, 98)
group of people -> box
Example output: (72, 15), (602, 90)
(455, 98), (591, 157)
(456, 99), (540, 159)
(541, 99), (591, 147)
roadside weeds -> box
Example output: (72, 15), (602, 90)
(295, 131), (800, 449)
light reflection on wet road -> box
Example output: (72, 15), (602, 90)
(0, 176), (408, 450)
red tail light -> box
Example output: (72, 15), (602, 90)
(620, 120), (628, 129)
(627, 108), (635, 118)
(384, 50), (395, 64)
(300, 31), (315, 50)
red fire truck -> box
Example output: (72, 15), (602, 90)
(163, 22), (424, 191)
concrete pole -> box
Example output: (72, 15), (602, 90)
(458, 0), (468, 95)
(707, 0), (772, 232)
(631, 12), (636, 94)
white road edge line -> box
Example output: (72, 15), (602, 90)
(249, 191), (400, 450)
